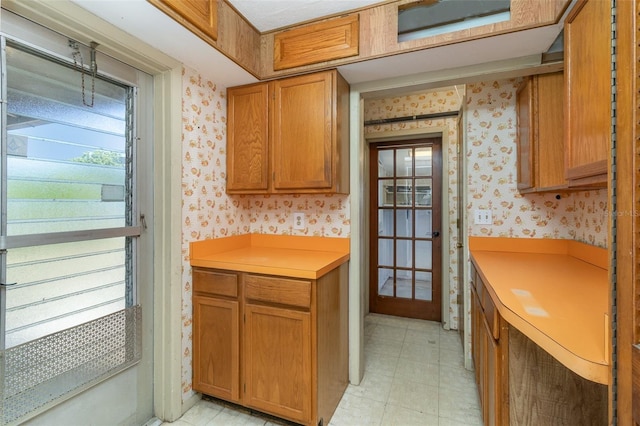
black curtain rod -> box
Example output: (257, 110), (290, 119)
(363, 110), (459, 126)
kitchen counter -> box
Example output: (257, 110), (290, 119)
(190, 234), (350, 279)
(469, 237), (609, 385)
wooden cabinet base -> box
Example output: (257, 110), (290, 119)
(508, 327), (607, 425)
(193, 264), (349, 426)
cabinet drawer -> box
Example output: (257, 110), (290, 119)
(482, 290), (500, 340)
(193, 269), (238, 298)
(476, 273), (486, 308)
(244, 274), (311, 308)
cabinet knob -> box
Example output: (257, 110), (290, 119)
(432, 231), (440, 238)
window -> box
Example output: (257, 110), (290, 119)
(398, 0), (511, 43)
(0, 12), (151, 423)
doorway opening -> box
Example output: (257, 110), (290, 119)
(369, 138), (442, 321)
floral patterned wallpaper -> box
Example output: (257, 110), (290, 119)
(465, 79), (607, 246)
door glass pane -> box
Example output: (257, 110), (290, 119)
(378, 268), (394, 296)
(416, 271), (433, 301)
(414, 147), (432, 176)
(415, 210), (432, 237)
(396, 179), (412, 206)
(378, 150), (394, 177)
(416, 240), (432, 269)
(397, 148), (413, 177)
(395, 270), (412, 299)
(396, 209), (412, 237)
(416, 178), (432, 206)
(396, 239), (412, 268)
(378, 209), (394, 237)
(378, 238), (394, 266)
(379, 179), (394, 206)
(6, 45), (128, 236)
(5, 238), (126, 348)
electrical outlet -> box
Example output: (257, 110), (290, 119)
(474, 209), (492, 225)
(293, 212), (305, 230)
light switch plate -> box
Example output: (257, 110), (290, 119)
(474, 209), (492, 225)
(293, 212), (305, 230)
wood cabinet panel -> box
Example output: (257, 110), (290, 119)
(272, 71), (333, 191)
(633, 345), (640, 425)
(244, 303), (312, 424)
(193, 268), (238, 297)
(192, 263), (348, 425)
(156, 0), (217, 41)
(227, 69), (349, 194)
(471, 269), (508, 426)
(244, 274), (311, 308)
(508, 326), (607, 425)
(516, 76), (534, 190)
(227, 83), (269, 192)
(273, 14), (359, 70)
(516, 72), (566, 193)
(192, 295), (240, 402)
(564, 0), (610, 187)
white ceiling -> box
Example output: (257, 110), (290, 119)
(228, 0), (384, 32)
(71, 0), (565, 90)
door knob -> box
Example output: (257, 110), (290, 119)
(432, 231), (440, 237)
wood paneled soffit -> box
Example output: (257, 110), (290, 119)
(149, 0), (572, 81)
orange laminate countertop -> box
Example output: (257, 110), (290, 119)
(469, 237), (609, 385)
(189, 234), (350, 279)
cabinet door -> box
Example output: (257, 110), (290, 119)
(483, 313), (501, 426)
(192, 295), (240, 402)
(272, 71), (334, 191)
(244, 303), (312, 424)
(227, 83), (270, 193)
(565, 0), (610, 186)
(535, 72), (565, 189)
(516, 77), (534, 191)
(157, 0), (217, 41)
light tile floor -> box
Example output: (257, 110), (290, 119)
(165, 313), (483, 426)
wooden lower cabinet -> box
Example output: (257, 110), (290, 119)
(471, 267), (508, 426)
(471, 263), (608, 425)
(192, 264), (348, 426)
(192, 269), (240, 403)
(244, 304), (312, 423)
(193, 296), (240, 402)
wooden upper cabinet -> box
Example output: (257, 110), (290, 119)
(516, 77), (534, 191)
(273, 14), (359, 70)
(516, 72), (566, 193)
(564, 0), (610, 187)
(227, 83), (269, 192)
(272, 72), (333, 191)
(154, 0), (218, 41)
(226, 69), (349, 195)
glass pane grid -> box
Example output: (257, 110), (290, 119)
(376, 145), (434, 303)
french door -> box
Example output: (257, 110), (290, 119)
(369, 139), (442, 321)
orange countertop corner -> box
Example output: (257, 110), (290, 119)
(469, 236), (610, 385)
(189, 234), (350, 279)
